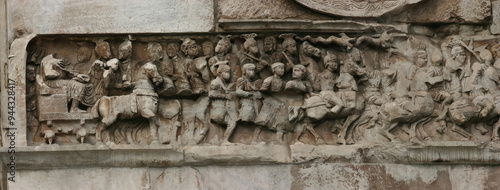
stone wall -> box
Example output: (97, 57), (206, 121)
(2, 0), (500, 189)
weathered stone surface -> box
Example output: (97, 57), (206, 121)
(491, 0), (500, 34)
(151, 165), (294, 190)
(8, 164), (500, 189)
(406, 0), (491, 23)
(293, 0), (423, 18)
(183, 144), (291, 164)
(7, 0), (214, 35)
(217, 0), (331, 20)
(9, 168), (152, 190)
(409, 25), (435, 37)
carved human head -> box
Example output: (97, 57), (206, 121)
(242, 33), (259, 54)
(242, 63), (256, 78)
(323, 51), (338, 71)
(94, 39), (112, 60)
(26, 64), (36, 82)
(106, 58), (120, 71)
(217, 64), (231, 81)
(166, 43), (179, 58)
(263, 36), (277, 53)
(415, 45), (428, 68)
(76, 42), (93, 63)
(181, 38), (200, 58)
(279, 33), (297, 55)
(479, 48), (494, 66)
(215, 35), (232, 54)
(490, 44), (500, 60)
(451, 45), (466, 64)
(118, 39), (132, 60)
(147, 42), (164, 62)
(431, 49), (443, 66)
(292, 64), (307, 80)
(202, 41), (214, 56)
(348, 47), (362, 63)
(271, 62), (285, 77)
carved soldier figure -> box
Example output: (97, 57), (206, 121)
(181, 38), (208, 94)
(117, 39), (133, 89)
(285, 64), (312, 93)
(314, 51), (344, 114)
(209, 64), (237, 144)
(41, 55), (94, 112)
(240, 33), (268, 78)
(76, 42), (92, 64)
(209, 35), (240, 81)
(236, 63), (262, 122)
(276, 33), (298, 73)
(261, 62), (285, 92)
(168, 42), (192, 95)
(88, 39), (113, 104)
(146, 42), (176, 96)
(26, 64), (39, 127)
(202, 40), (214, 57)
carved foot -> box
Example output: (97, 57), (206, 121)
(476, 126), (489, 135)
(346, 137), (355, 145)
(221, 141), (236, 146)
(491, 136), (500, 141)
(410, 136), (420, 144)
(436, 126), (446, 135)
(316, 138), (326, 145)
(150, 140), (161, 146)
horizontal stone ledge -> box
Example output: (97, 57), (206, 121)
(1, 142), (500, 169)
(217, 19), (409, 34)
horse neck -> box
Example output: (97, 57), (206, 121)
(299, 52), (317, 68)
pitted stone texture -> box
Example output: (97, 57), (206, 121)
(217, 0), (331, 20)
(9, 164), (500, 190)
(9, 168), (152, 190)
(491, 0), (500, 34)
(406, 0), (490, 23)
(7, 0), (214, 35)
(150, 165), (294, 190)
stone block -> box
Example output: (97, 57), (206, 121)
(406, 0), (491, 23)
(491, 0), (500, 34)
(7, 0), (214, 35)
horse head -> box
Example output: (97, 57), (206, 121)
(300, 41), (321, 58)
(144, 62), (163, 86)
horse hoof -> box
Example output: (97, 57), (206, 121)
(480, 129), (489, 135)
(316, 139), (326, 145)
(410, 137), (420, 144)
(150, 140), (161, 146)
(491, 137), (500, 141)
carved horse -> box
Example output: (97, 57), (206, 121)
(292, 58), (367, 145)
(378, 70), (435, 142)
(92, 62), (164, 145)
(445, 97), (494, 140)
(299, 41), (321, 82)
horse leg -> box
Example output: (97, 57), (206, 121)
(409, 117), (432, 143)
(491, 120), (500, 141)
(149, 117), (160, 145)
(306, 124), (325, 144)
(222, 118), (237, 145)
(292, 122), (306, 144)
(96, 122), (106, 145)
(451, 124), (476, 141)
(337, 114), (360, 145)
(379, 122), (399, 142)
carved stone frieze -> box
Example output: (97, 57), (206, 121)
(8, 31), (499, 149)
